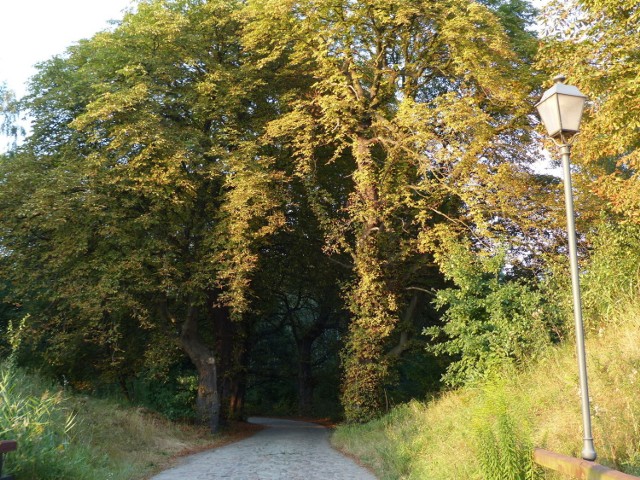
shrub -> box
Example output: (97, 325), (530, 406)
(425, 241), (559, 386)
(130, 370), (198, 421)
(582, 219), (640, 327)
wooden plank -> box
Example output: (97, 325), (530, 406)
(534, 448), (640, 480)
(0, 441), (16, 454)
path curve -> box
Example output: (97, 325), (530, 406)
(150, 417), (377, 480)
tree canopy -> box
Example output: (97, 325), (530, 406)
(4, 0), (623, 427)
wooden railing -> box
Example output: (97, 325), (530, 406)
(0, 440), (17, 480)
(534, 448), (640, 479)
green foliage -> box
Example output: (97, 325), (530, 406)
(388, 350), (447, 405)
(246, 0), (543, 422)
(0, 83), (23, 149)
(0, 0), (284, 426)
(0, 362), (225, 480)
(538, 0), (640, 222)
(335, 301), (640, 478)
(131, 371), (198, 421)
(480, 0), (539, 59)
(426, 233), (558, 386)
(1, 0), (553, 426)
(582, 218), (640, 326)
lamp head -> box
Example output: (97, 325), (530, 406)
(535, 75), (587, 141)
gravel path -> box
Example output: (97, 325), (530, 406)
(150, 417), (377, 480)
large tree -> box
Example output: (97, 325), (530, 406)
(0, 0), (284, 432)
(243, 0), (543, 421)
(1, 0), (564, 426)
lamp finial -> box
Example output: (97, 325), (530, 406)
(553, 74), (567, 84)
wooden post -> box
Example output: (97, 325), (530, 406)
(0, 440), (17, 480)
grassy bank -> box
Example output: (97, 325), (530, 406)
(0, 364), (252, 480)
(333, 304), (640, 479)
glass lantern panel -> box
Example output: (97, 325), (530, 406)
(557, 94), (586, 133)
(536, 94), (562, 138)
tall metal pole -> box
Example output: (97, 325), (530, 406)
(560, 143), (597, 461)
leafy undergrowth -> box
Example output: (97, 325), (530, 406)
(333, 304), (640, 479)
(0, 364), (255, 480)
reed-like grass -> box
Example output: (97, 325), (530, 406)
(0, 364), (103, 479)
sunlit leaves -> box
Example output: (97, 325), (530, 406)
(245, 0), (542, 421)
(538, 0), (640, 220)
(0, 0), (554, 423)
(0, 0), (270, 391)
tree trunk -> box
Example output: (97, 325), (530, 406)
(387, 294), (419, 358)
(297, 338), (314, 416)
(211, 301), (248, 422)
(211, 303), (233, 425)
(227, 340), (249, 420)
(342, 134), (398, 422)
(226, 372), (246, 420)
(180, 306), (221, 434)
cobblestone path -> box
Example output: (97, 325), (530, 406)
(150, 417), (377, 480)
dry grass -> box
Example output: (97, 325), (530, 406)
(1, 360), (262, 480)
(524, 306), (640, 473)
(68, 396), (263, 479)
(333, 304), (640, 479)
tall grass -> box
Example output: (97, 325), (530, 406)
(0, 362), (219, 479)
(0, 363), (110, 479)
(333, 302), (640, 479)
(473, 391), (538, 480)
(1, 316), (224, 479)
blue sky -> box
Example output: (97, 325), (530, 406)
(1, 0), (134, 98)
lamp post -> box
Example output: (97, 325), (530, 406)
(535, 75), (596, 461)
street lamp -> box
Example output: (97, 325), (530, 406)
(536, 75), (596, 461)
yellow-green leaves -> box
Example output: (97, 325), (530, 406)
(1, 0), (548, 423)
(538, 0), (640, 221)
(244, 0), (541, 421)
